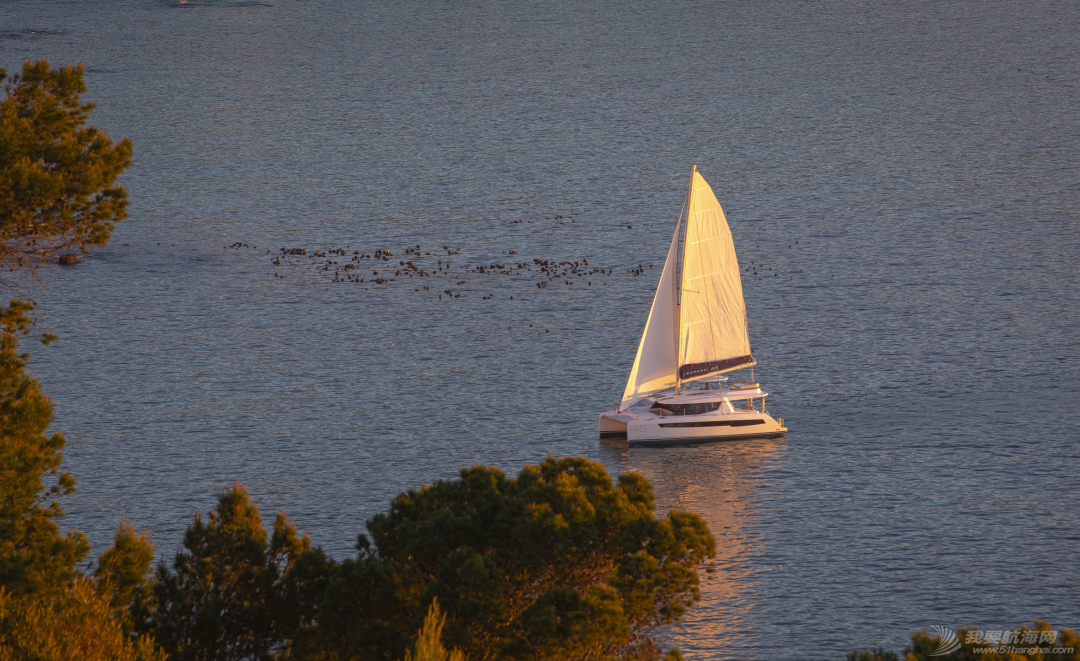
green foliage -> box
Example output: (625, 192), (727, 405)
(0, 59), (132, 272)
(402, 599), (464, 661)
(0, 300), (88, 597)
(92, 519), (156, 636)
(0, 577), (165, 661)
(149, 483), (334, 661)
(0, 59), (165, 658)
(311, 456), (715, 661)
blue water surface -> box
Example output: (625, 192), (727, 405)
(2, 0), (1078, 658)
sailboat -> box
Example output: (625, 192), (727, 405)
(599, 167), (787, 445)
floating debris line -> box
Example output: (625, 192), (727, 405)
(253, 242), (635, 299)
(225, 236), (807, 298)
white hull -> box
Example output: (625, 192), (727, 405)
(599, 408), (786, 446)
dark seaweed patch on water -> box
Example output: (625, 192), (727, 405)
(0, 29), (67, 40)
(169, 1), (273, 6)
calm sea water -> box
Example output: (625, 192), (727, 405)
(2, 0), (1078, 658)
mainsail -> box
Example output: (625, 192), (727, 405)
(677, 168), (754, 380)
(619, 220), (680, 409)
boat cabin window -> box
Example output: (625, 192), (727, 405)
(650, 401), (726, 416)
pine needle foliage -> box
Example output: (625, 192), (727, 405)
(0, 300), (88, 597)
(92, 519), (157, 637)
(148, 483), (334, 661)
(403, 599), (465, 661)
(0, 301), (165, 659)
(0, 577), (165, 661)
(0, 59), (132, 275)
(311, 456), (714, 661)
(0, 58), (165, 659)
(906, 623), (1079, 661)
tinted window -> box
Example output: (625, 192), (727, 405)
(651, 401), (726, 416)
(658, 419), (765, 429)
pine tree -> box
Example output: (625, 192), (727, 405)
(0, 57), (163, 660)
(0, 300), (87, 597)
(0, 59), (132, 273)
(93, 519), (157, 636)
(149, 483), (334, 661)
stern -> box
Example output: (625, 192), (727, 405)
(599, 411), (628, 439)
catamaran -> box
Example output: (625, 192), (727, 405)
(599, 167), (787, 445)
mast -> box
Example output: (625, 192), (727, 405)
(676, 165), (696, 395)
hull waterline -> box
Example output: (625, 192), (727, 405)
(599, 409), (786, 445)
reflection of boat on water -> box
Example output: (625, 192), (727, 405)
(599, 167), (787, 445)
(627, 438), (785, 655)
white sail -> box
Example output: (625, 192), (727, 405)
(678, 169), (754, 380)
(620, 220), (681, 409)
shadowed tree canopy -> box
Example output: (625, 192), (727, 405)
(0, 59), (132, 274)
(148, 483), (334, 661)
(0, 300), (86, 597)
(309, 456), (715, 661)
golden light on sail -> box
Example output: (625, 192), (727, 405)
(620, 221), (681, 409)
(678, 168), (754, 380)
